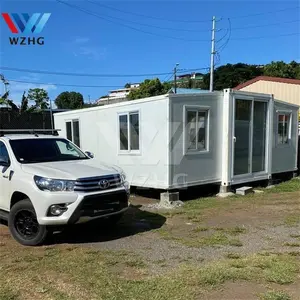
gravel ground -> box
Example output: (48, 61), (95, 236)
(50, 195), (300, 275)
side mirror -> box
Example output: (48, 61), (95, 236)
(0, 156), (9, 167)
(85, 151), (94, 159)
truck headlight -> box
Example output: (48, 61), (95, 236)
(34, 176), (75, 192)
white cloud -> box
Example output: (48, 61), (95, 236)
(70, 37), (107, 61)
(77, 46), (107, 61)
(7, 75), (57, 104)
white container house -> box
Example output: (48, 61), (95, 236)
(54, 89), (299, 192)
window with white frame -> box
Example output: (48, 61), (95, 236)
(119, 111), (140, 152)
(185, 108), (209, 153)
(277, 113), (291, 145)
(65, 119), (80, 147)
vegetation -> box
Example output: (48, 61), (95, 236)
(200, 60), (300, 90)
(127, 78), (172, 100)
(55, 91), (84, 109)
(0, 88), (50, 112)
(259, 290), (291, 300)
(27, 88), (50, 110)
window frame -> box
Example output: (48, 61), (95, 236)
(0, 141), (11, 166)
(183, 105), (210, 155)
(65, 119), (81, 148)
(276, 111), (292, 147)
(118, 110), (141, 155)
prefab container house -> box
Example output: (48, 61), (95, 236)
(54, 89), (299, 192)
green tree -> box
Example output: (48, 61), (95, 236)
(0, 91), (19, 111)
(27, 88), (49, 110)
(55, 91), (84, 109)
(264, 60), (300, 79)
(128, 78), (172, 100)
(201, 63), (264, 90)
(20, 91), (29, 113)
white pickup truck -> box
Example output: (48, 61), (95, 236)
(0, 130), (130, 246)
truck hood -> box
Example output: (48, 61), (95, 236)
(21, 159), (121, 180)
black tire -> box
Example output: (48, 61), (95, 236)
(8, 199), (48, 246)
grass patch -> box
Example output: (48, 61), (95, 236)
(193, 226), (208, 232)
(214, 226), (246, 235)
(283, 242), (300, 247)
(264, 178), (300, 193)
(284, 214), (300, 227)
(225, 253), (242, 259)
(0, 286), (19, 300)
(259, 290), (291, 300)
(187, 253), (299, 287)
(228, 239), (243, 247)
(158, 230), (243, 248)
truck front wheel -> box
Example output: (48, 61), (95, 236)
(8, 199), (48, 246)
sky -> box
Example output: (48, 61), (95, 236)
(0, 0), (299, 105)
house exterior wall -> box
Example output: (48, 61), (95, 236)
(169, 92), (224, 188)
(238, 80), (300, 106)
(54, 95), (170, 189)
(271, 100), (299, 174)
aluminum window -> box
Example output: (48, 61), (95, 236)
(277, 113), (291, 145)
(119, 111), (140, 152)
(65, 119), (80, 147)
(185, 108), (209, 153)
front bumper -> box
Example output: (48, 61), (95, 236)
(36, 187), (129, 225)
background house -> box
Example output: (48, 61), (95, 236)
(96, 83), (140, 106)
(234, 76), (300, 107)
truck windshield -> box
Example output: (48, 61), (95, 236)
(9, 138), (88, 164)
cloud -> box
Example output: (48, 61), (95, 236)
(77, 46), (107, 61)
(70, 36), (107, 60)
(7, 75), (57, 104)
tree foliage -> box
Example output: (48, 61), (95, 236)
(27, 88), (50, 109)
(128, 78), (172, 100)
(263, 60), (300, 79)
(200, 61), (300, 91)
(200, 63), (264, 90)
(55, 91), (84, 109)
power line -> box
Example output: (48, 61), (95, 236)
(85, 1), (212, 24)
(7, 79), (123, 88)
(86, 1), (300, 33)
(55, 0), (211, 42)
(230, 19), (299, 31)
(0, 66), (209, 77)
(229, 6), (299, 19)
(87, 0), (213, 33)
(230, 32), (299, 41)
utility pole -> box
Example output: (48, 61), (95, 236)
(209, 16), (216, 92)
(49, 97), (54, 134)
(174, 63), (179, 94)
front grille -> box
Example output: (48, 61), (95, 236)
(80, 190), (128, 217)
(74, 174), (122, 192)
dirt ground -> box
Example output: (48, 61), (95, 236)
(0, 179), (300, 300)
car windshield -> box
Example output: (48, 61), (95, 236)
(9, 138), (88, 164)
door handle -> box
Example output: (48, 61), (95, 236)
(233, 137), (237, 143)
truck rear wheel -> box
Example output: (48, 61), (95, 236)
(8, 199), (48, 246)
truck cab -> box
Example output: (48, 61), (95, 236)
(0, 130), (130, 246)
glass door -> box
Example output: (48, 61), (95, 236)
(234, 99), (252, 176)
(233, 99), (268, 176)
(252, 101), (267, 173)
